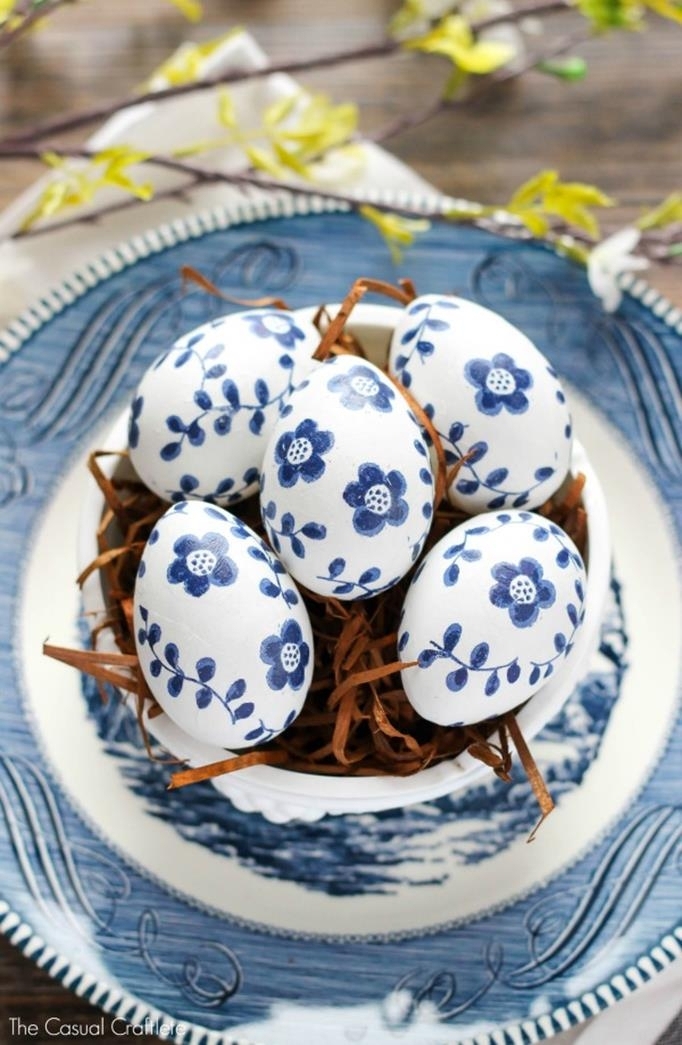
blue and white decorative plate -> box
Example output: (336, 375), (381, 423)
(1, 195), (680, 1045)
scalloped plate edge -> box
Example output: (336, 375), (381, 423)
(1, 189), (681, 1045)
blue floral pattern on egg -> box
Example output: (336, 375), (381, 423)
(398, 509), (587, 726)
(127, 308), (320, 507)
(133, 500), (313, 749)
(260, 354), (434, 600)
(388, 294), (573, 514)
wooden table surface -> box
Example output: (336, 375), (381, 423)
(0, 3), (680, 1041)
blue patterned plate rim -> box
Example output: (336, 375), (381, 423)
(0, 190), (680, 1045)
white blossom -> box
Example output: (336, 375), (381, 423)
(587, 227), (649, 312)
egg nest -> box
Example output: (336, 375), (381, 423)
(67, 413), (587, 797)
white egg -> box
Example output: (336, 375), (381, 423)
(259, 355), (434, 600)
(133, 500), (313, 749)
(388, 294), (573, 513)
(398, 510), (586, 726)
(128, 308), (320, 506)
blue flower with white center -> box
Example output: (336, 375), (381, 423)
(274, 418), (334, 488)
(327, 364), (395, 413)
(244, 311), (307, 350)
(167, 532), (237, 598)
(489, 557), (556, 629)
(128, 395), (144, 449)
(343, 463), (409, 537)
(465, 352), (533, 416)
(260, 619), (310, 691)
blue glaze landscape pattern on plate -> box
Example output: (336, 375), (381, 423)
(0, 203), (680, 1044)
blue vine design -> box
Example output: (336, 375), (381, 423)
(434, 414), (556, 510)
(159, 337), (298, 463)
(137, 607), (287, 742)
(168, 467), (260, 505)
(392, 298), (459, 387)
(262, 499), (326, 560)
(315, 557), (401, 599)
(418, 623), (521, 698)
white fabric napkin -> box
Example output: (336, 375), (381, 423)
(0, 27), (678, 1045)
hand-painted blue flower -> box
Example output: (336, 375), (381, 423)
(167, 532), (237, 597)
(327, 364), (395, 413)
(464, 353), (533, 416)
(343, 463), (409, 537)
(274, 418), (334, 487)
(489, 557), (556, 629)
(244, 311), (306, 349)
(128, 395), (144, 449)
(260, 619), (310, 691)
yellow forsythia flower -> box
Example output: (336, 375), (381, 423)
(403, 14), (514, 74)
(22, 149), (154, 230)
(506, 169), (614, 239)
(146, 28), (243, 88)
(637, 192), (682, 230)
(359, 205), (430, 263)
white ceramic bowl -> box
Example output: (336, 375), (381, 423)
(79, 304), (611, 823)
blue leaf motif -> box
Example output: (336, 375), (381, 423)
(148, 623), (161, 644)
(260, 579), (281, 598)
(149, 659), (162, 677)
(468, 441), (488, 464)
(279, 354), (294, 369)
(556, 547), (570, 567)
(529, 665), (541, 686)
(195, 687), (213, 709)
(443, 622), (462, 652)
(394, 354), (408, 370)
(535, 466), (555, 482)
(328, 557), (345, 578)
(470, 642), (489, 668)
(507, 661), (521, 684)
(194, 390), (212, 410)
(234, 702), (255, 720)
(513, 493), (529, 508)
(301, 522), (327, 540)
(174, 349), (192, 367)
(333, 582), (354, 596)
(449, 422), (465, 443)
(244, 726), (265, 742)
(281, 513), (295, 534)
(416, 340), (434, 356)
(290, 536), (305, 559)
(408, 301), (429, 313)
(567, 602), (578, 626)
(264, 500), (277, 520)
(166, 415), (186, 433)
(487, 495), (507, 510)
(461, 549), (482, 562)
(486, 467), (509, 486)
(167, 674), (183, 697)
(255, 378), (269, 405)
(204, 344), (223, 359)
(400, 326), (420, 345)
(456, 479), (479, 496)
(196, 656), (215, 682)
(554, 632), (567, 652)
(425, 318), (449, 331)
(249, 410), (265, 435)
(206, 363), (227, 379)
(485, 671), (500, 697)
(227, 679), (247, 702)
(418, 648), (439, 668)
(222, 379), (240, 408)
(165, 643), (179, 668)
(359, 567), (380, 585)
(161, 442), (182, 461)
(444, 562), (460, 586)
(187, 421), (205, 446)
(447, 667), (468, 691)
